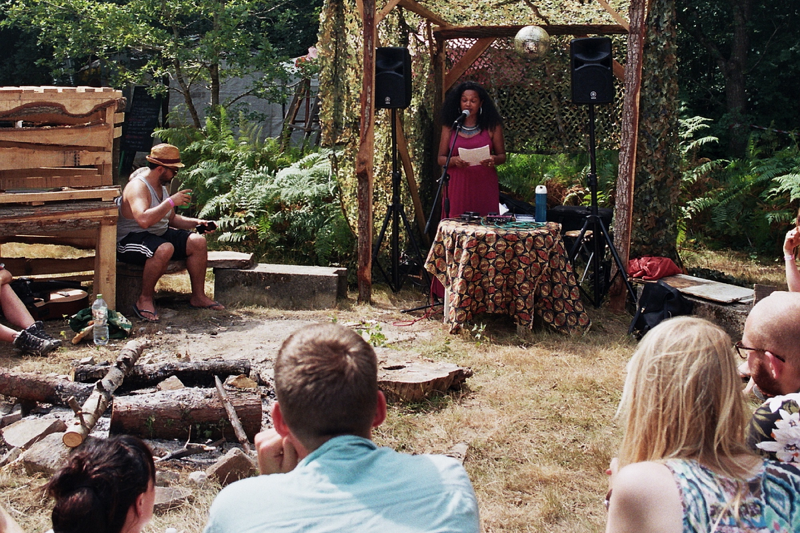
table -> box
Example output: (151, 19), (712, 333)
(424, 219), (590, 334)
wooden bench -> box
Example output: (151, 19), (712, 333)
(115, 251), (254, 312)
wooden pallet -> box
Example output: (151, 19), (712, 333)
(0, 86), (125, 189)
(0, 186), (120, 205)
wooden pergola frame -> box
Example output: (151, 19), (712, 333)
(356, 0), (648, 310)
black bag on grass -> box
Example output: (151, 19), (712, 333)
(628, 280), (693, 339)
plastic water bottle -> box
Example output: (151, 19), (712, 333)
(92, 294), (109, 346)
(535, 184), (547, 222)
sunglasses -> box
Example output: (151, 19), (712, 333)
(734, 341), (786, 363)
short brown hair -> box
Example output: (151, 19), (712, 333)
(274, 323), (378, 449)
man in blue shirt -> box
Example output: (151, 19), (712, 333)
(204, 323), (480, 533)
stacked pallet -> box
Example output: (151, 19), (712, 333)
(0, 86), (126, 309)
(0, 86), (124, 196)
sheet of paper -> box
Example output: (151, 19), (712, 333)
(458, 145), (490, 166)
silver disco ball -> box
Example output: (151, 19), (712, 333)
(513, 26), (550, 60)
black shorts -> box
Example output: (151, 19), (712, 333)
(116, 228), (191, 266)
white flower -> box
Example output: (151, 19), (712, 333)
(757, 414), (800, 462)
(765, 393), (800, 413)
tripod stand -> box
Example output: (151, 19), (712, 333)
(372, 108), (430, 292)
(568, 104), (636, 307)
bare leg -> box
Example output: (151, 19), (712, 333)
(0, 324), (19, 344)
(0, 284), (34, 331)
(185, 234), (224, 309)
(136, 243), (174, 317)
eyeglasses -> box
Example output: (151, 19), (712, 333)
(734, 341), (786, 363)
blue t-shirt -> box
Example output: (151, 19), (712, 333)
(203, 435), (480, 533)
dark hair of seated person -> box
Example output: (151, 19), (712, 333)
(43, 435), (155, 533)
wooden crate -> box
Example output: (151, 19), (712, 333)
(0, 86), (125, 191)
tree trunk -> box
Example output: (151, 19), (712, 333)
(63, 340), (145, 448)
(109, 388), (262, 441)
(630, 0), (682, 263)
(71, 359), (253, 390)
(721, 0), (751, 156)
(0, 371), (93, 406)
(356, 0), (377, 303)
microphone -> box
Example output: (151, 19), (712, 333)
(453, 109), (470, 126)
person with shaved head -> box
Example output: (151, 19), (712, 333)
(741, 291), (800, 461)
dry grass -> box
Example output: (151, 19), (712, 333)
(0, 242), (788, 532)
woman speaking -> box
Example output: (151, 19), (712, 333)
(437, 81), (506, 218)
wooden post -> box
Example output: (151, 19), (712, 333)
(356, 0), (377, 303)
(95, 215), (118, 309)
(63, 340), (145, 448)
(609, 0), (647, 311)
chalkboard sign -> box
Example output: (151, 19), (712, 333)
(121, 86), (162, 153)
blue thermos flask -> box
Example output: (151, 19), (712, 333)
(535, 185), (547, 222)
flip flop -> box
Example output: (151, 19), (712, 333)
(190, 301), (225, 311)
(132, 304), (159, 323)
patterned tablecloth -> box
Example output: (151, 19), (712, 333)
(424, 219), (591, 334)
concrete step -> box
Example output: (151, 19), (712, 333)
(214, 264), (347, 310)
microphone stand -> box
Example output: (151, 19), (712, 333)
(425, 118), (464, 235)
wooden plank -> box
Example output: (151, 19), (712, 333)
(660, 274), (754, 304)
(376, 0), (401, 24)
(0, 87), (123, 116)
(444, 37), (496, 92)
(0, 147), (110, 171)
(394, 111), (428, 244)
(2, 256), (95, 277)
(435, 24), (628, 40)
(0, 186), (120, 205)
(95, 219), (117, 309)
(594, 0), (630, 31)
(397, 0), (451, 27)
(0, 169), (103, 190)
(357, 0), (377, 303)
(0, 123), (113, 149)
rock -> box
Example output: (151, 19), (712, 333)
(225, 375), (258, 389)
(157, 375), (185, 391)
(2, 417), (67, 449)
(444, 442), (469, 465)
(154, 486), (192, 512)
(21, 432), (71, 476)
(205, 447), (257, 486)
(156, 470), (180, 486)
(189, 471), (208, 485)
(0, 410), (22, 429)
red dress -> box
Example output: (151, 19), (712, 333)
(442, 128), (500, 217)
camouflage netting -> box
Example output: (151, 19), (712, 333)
(318, 0), (679, 262)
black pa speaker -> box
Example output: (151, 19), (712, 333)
(375, 47), (412, 109)
(570, 37), (614, 105)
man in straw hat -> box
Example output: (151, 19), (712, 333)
(116, 143), (223, 322)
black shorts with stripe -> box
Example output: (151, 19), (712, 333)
(116, 228), (191, 266)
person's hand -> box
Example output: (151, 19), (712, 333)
(480, 156), (496, 168)
(0, 269), (12, 286)
(784, 227), (800, 256)
(169, 189), (192, 209)
(452, 156), (469, 168)
(255, 428), (298, 475)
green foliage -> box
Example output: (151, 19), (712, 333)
(354, 321), (388, 348)
(157, 111), (355, 266)
(678, 115), (800, 252)
(2, 0), (321, 125)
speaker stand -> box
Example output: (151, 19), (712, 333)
(372, 108), (430, 293)
(568, 104), (636, 307)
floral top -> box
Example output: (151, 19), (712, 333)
(665, 458), (800, 532)
(746, 393), (800, 462)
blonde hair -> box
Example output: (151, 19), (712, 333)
(617, 316), (753, 478)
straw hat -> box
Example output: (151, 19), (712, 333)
(146, 143), (185, 169)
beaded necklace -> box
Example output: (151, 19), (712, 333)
(460, 123), (481, 135)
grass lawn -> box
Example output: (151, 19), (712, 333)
(0, 244), (788, 532)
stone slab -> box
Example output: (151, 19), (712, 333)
(214, 264), (347, 310)
(205, 447), (257, 486)
(1, 417), (66, 449)
(21, 432), (71, 476)
(660, 274), (754, 304)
